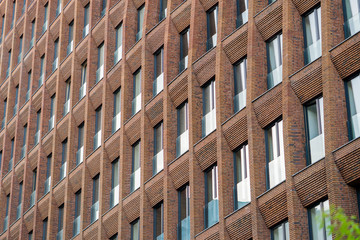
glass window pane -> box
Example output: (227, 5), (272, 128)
(347, 74), (360, 139)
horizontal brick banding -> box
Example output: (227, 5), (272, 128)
(144, 173), (164, 207)
(254, 0), (283, 41)
(69, 165), (83, 193)
(168, 153), (189, 189)
(146, 20), (166, 53)
(23, 208), (35, 233)
(125, 42), (142, 74)
(292, 0), (320, 15)
(83, 222), (99, 240)
(194, 132), (217, 171)
(52, 180), (66, 206)
(196, 223), (219, 240)
(171, 1), (191, 33)
(124, 113), (141, 145)
(222, 26), (248, 64)
(145, 95), (163, 127)
(122, 191), (141, 223)
(102, 207), (119, 238)
(193, 48), (216, 86)
(86, 150), (101, 178)
(104, 133), (120, 161)
(199, 0), (218, 11)
(37, 194), (50, 220)
(168, 71), (188, 108)
(225, 207), (252, 240)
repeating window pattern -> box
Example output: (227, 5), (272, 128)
(179, 28), (189, 72)
(202, 79), (216, 137)
(114, 23), (123, 64)
(131, 141), (141, 192)
(303, 6), (322, 65)
(205, 165), (219, 229)
(267, 33), (283, 89)
(178, 185), (190, 240)
(234, 144), (250, 209)
(234, 58), (247, 113)
(345, 73), (360, 140)
(343, 0), (360, 38)
(154, 48), (164, 96)
(236, 0), (248, 27)
(309, 200), (332, 240)
(177, 102), (189, 157)
(132, 69), (142, 115)
(271, 221), (289, 240)
(207, 5), (218, 50)
(153, 122), (164, 175)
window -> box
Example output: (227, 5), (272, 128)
(234, 144), (250, 209)
(3, 194), (10, 232)
(234, 58), (247, 112)
(236, 0), (248, 27)
(42, 218), (48, 240)
(305, 97), (325, 164)
(131, 141), (141, 192)
(345, 73), (360, 140)
(49, 94), (55, 131)
(44, 154), (51, 194)
(14, 85), (19, 115)
(178, 185), (190, 240)
(10, 1), (15, 29)
(77, 123), (84, 165)
(96, 43), (104, 82)
(176, 102), (189, 157)
(39, 55), (45, 87)
(94, 106), (102, 149)
(56, 0), (61, 16)
(303, 6), (321, 65)
(153, 122), (163, 175)
(67, 21), (74, 55)
(73, 190), (81, 237)
(114, 23), (123, 63)
(6, 50), (11, 79)
(269, 0), (276, 3)
(30, 19), (35, 48)
(110, 158), (119, 208)
(17, 182), (23, 220)
(112, 88), (121, 133)
(30, 168), (37, 207)
(35, 109), (41, 144)
(267, 33), (283, 89)
(9, 138), (14, 171)
(101, 0), (107, 17)
(154, 202), (164, 239)
(202, 79), (216, 137)
(42, 3), (48, 33)
(343, 0), (360, 38)
(83, 4), (89, 37)
(207, 5), (218, 50)
(21, 124), (27, 159)
(28, 231), (33, 240)
(266, 119), (285, 189)
(63, 79), (71, 115)
(18, 35), (23, 64)
(110, 233), (118, 240)
(91, 174), (100, 223)
(154, 48), (164, 96)
(309, 199), (331, 240)
(53, 38), (59, 71)
(131, 219), (140, 240)
(0, 151), (2, 172)
(132, 69), (142, 115)
(1, 99), (6, 129)
(57, 204), (64, 240)
(179, 28), (189, 72)
(26, 71), (31, 102)
(80, 61), (87, 99)
(271, 221), (289, 240)
(205, 165), (219, 228)
(159, 0), (167, 21)
(0, 15), (4, 43)
(136, 5), (145, 41)
(60, 139), (67, 180)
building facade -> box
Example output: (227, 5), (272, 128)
(0, 0), (359, 239)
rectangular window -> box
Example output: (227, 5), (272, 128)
(305, 97), (325, 164)
(10, 1), (15, 29)
(234, 58), (247, 113)
(303, 6), (321, 65)
(0, 15), (5, 43)
(80, 61), (87, 99)
(63, 79), (71, 115)
(136, 5), (145, 41)
(154, 48), (164, 96)
(159, 0), (167, 21)
(73, 190), (81, 237)
(26, 71), (31, 102)
(91, 174), (100, 223)
(3, 194), (10, 232)
(207, 5), (218, 50)
(6, 50), (11, 79)
(0, 151), (2, 172)
(96, 43), (104, 82)
(14, 85), (19, 115)
(35, 109), (41, 145)
(266, 119), (285, 189)
(178, 185), (190, 240)
(17, 182), (23, 220)
(131, 219), (140, 240)
(9, 138), (14, 170)
(67, 21), (74, 55)
(236, 0), (248, 27)
(83, 4), (89, 37)
(49, 94), (55, 131)
(39, 55), (45, 87)
(30, 19), (35, 48)
(56, 0), (61, 16)
(112, 88), (121, 133)
(21, 124), (27, 159)
(202, 79), (216, 137)
(42, 217), (48, 240)
(205, 165), (219, 228)
(176, 102), (189, 157)
(234, 144), (250, 209)
(44, 154), (51, 194)
(343, 0), (360, 38)
(345, 73), (360, 140)
(28, 231), (33, 240)
(30, 168), (37, 207)
(132, 69), (142, 115)
(154, 202), (164, 239)
(179, 28), (189, 72)
(18, 35), (23, 64)
(42, 3), (48, 33)
(101, 0), (107, 17)
(267, 33), (283, 89)
(110, 158), (119, 208)
(60, 139), (67, 180)
(53, 38), (59, 71)
(110, 233), (118, 240)
(76, 123), (84, 165)
(94, 106), (102, 149)
(271, 221), (289, 240)
(2, 99), (7, 129)
(131, 141), (141, 192)
(114, 23), (123, 63)
(57, 204), (64, 240)
(309, 200), (331, 240)
(153, 122), (163, 175)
